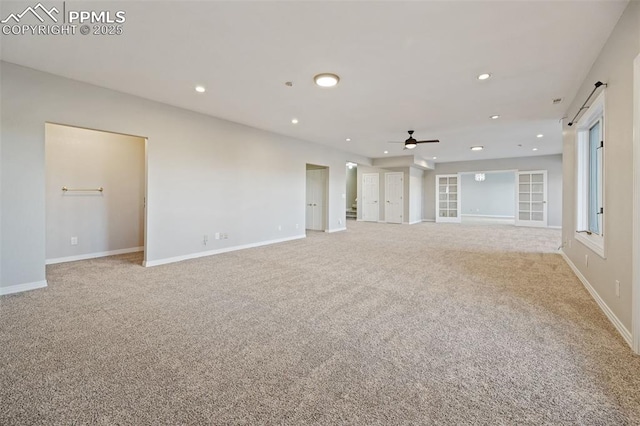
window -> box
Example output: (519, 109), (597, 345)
(575, 91), (605, 257)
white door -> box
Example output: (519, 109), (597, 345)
(436, 174), (461, 223)
(385, 172), (403, 224)
(516, 170), (547, 227)
(362, 173), (379, 222)
(306, 169), (326, 230)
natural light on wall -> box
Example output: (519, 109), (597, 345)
(575, 91), (605, 258)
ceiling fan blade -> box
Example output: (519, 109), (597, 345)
(416, 140), (440, 144)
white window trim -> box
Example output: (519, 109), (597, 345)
(575, 90), (605, 258)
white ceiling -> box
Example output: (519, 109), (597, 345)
(0, 1), (628, 162)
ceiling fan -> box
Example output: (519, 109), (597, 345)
(389, 130), (440, 150)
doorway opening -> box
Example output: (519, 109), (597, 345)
(305, 164), (328, 232)
(346, 162), (358, 221)
(45, 123), (147, 265)
(459, 170), (517, 225)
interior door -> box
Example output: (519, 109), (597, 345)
(305, 169), (326, 231)
(436, 174), (461, 223)
(516, 170), (547, 227)
(385, 172), (403, 223)
(362, 173), (379, 222)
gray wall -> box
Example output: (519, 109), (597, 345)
(0, 62), (368, 290)
(562, 2), (640, 331)
(424, 154), (562, 227)
(409, 167), (424, 224)
(45, 124), (145, 261)
(460, 171), (515, 217)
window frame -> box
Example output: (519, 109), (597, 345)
(575, 91), (606, 258)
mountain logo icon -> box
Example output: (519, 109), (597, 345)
(1, 3), (59, 24)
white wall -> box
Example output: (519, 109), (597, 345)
(460, 172), (515, 217)
(424, 154), (562, 227)
(561, 2), (640, 335)
(45, 124), (145, 262)
(0, 61), (369, 290)
(409, 167), (424, 224)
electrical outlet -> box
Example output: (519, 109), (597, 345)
(70, 237), (78, 246)
(203, 235), (208, 245)
(222, 233), (228, 239)
(338, 219), (342, 225)
(615, 280), (620, 297)
(278, 225), (282, 231)
(215, 232), (220, 240)
(295, 224), (299, 229)
(585, 254), (589, 267)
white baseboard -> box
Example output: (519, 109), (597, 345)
(548, 225), (562, 230)
(461, 214), (515, 219)
(46, 246), (144, 265)
(326, 227), (347, 233)
(406, 220), (422, 225)
(422, 219), (435, 223)
(0, 280), (48, 296)
(143, 235), (306, 267)
(560, 250), (632, 347)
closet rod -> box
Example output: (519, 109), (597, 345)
(567, 81), (606, 126)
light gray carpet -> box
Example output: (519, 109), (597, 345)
(2, 221), (640, 425)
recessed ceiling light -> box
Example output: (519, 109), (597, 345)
(477, 73), (491, 80)
(490, 115), (500, 120)
(195, 85), (206, 93)
(532, 148), (538, 151)
(471, 146), (484, 151)
(346, 138), (351, 142)
(291, 118), (299, 124)
(384, 150), (389, 154)
(433, 156), (437, 160)
(536, 134), (544, 138)
(314, 73), (340, 87)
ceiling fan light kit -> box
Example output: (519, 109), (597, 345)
(389, 130), (440, 150)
